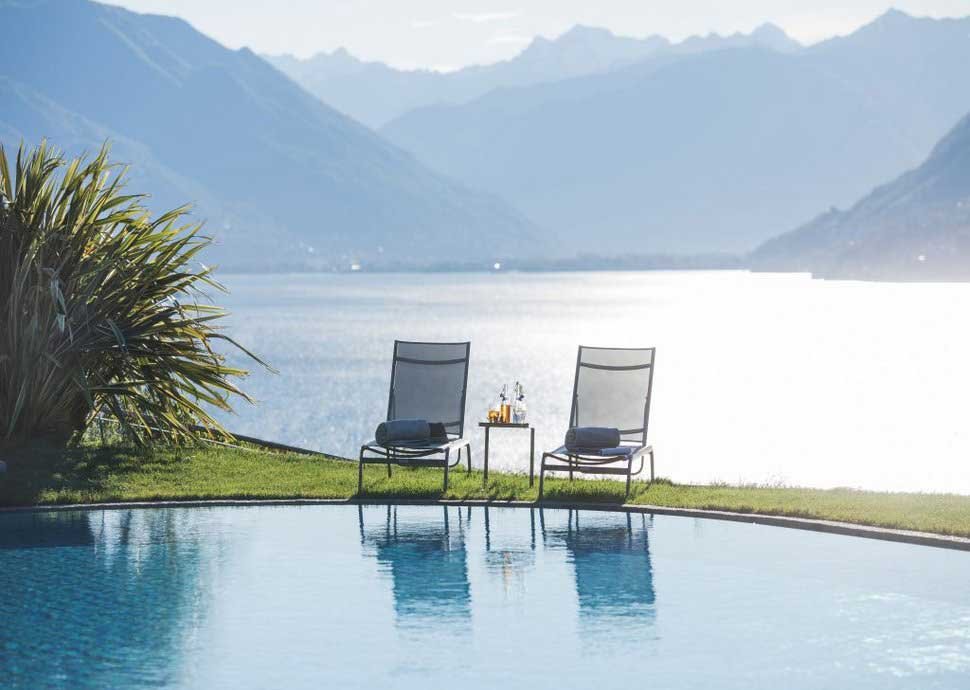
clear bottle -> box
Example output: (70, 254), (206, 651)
(512, 381), (527, 424)
(499, 384), (511, 424)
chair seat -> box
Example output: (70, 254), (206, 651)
(361, 436), (469, 461)
(545, 445), (649, 463)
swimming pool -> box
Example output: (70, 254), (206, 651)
(1, 505), (969, 689)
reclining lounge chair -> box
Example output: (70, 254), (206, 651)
(539, 346), (656, 500)
(359, 340), (472, 492)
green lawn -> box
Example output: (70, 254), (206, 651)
(2, 443), (970, 538)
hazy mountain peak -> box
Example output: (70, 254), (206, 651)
(848, 8), (918, 36)
(263, 19), (694, 126)
(751, 22), (801, 52)
(875, 7), (913, 23)
(519, 23), (666, 56)
(676, 22), (800, 54)
(502, 24), (673, 87)
(559, 24), (610, 39)
(520, 33), (551, 49)
(752, 21), (786, 34)
(849, 7), (933, 37)
(556, 24), (629, 43)
(320, 46), (366, 67)
(752, 109), (970, 280)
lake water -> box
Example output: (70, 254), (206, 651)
(4, 505), (970, 689)
(214, 271), (970, 493)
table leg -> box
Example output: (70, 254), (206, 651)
(483, 426), (490, 486)
(529, 427), (535, 488)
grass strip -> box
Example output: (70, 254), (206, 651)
(2, 444), (970, 538)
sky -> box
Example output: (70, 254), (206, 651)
(111, 0), (970, 70)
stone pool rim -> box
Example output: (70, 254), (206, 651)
(3, 497), (970, 553)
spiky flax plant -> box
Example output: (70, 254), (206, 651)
(0, 141), (267, 449)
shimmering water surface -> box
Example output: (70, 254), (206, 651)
(2, 506), (970, 689)
(215, 271), (970, 492)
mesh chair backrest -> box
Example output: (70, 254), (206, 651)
(387, 341), (471, 437)
(569, 346), (655, 444)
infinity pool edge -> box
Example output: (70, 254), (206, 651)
(2, 497), (969, 553)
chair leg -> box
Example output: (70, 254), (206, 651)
(625, 457), (634, 499)
(466, 444), (472, 473)
(650, 449), (655, 483)
(538, 463), (546, 501)
(358, 458), (364, 493)
(443, 451), (450, 491)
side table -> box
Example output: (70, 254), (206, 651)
(478, 422), (536, 487)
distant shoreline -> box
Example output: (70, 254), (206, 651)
(210, 261), (970, 282)
(214, 254), (744, 275)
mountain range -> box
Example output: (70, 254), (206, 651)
(751, 111), (970, 280)
(265, 23), (800, 128)
(381, 10), (970, 257)
(0, 0), (537, 270)
(3, 1), (969, 278)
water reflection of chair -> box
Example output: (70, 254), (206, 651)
(541, 510), (656, 620)
(358, 505), (471, 624)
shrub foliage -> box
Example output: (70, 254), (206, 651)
(0, 141), (264, 448)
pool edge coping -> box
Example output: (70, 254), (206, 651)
(2, 497), (969, 552)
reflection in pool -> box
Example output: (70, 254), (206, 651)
(359, 505), (471, 626)
(2, 505), (970, 689)
(0, 510), (221, 689)
(540, 510), (656, 625)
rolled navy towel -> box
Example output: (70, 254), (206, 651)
(597, 446), (635, 457)
(376, 419), (431, 447)
(429, 422), (448, 441)
(565, 426), (621, 451)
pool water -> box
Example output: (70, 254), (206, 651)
(1, 505), (969, 689)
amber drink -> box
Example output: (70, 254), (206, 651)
(500, 403), (511, 424)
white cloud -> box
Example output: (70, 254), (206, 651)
(410, 18), (436, 29)
(452, 10), (522, 24)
